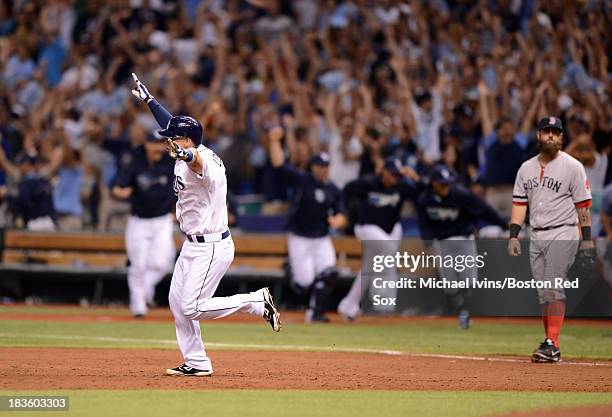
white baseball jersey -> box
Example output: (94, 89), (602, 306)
(168, 144), (268, 372)
(172, 145), (229, 235)
(512, 152), (592, 229)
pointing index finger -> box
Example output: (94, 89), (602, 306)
(131, 72), (139, 83)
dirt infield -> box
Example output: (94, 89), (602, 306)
(488, 405), (612, 417)
(1, 347), (610, 391)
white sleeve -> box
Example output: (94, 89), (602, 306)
(200, 149), (225, 182)
(512, 165), (528, 206)
(570, 161), (592, 205)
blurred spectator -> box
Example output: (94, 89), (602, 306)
(478, 80), (543, 218)
(0, 0), (609, 232)
(602, 183), (612, 240)
(13, 153), (56, 231)
(0, 143), (63, 231)
(323, 92), (363, 188)
(566, 134), (609, 237)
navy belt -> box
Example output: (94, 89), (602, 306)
(532, 224), (576, 232)
(187, 230), (230, 243)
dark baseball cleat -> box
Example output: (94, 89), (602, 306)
(311, 313), (331, 323)
(531, 339), (561, 363)
(166, 363), (213, 377)
(458, 309), (471, 330)
(133, 313), (146, 319)
(262, 287), (282, 332)
(305, 309), (330, 323)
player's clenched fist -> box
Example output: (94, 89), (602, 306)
(166, 139), (194, 162)
(131, 73), (154, 104)
(508, 238), (521, 256)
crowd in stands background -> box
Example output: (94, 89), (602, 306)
(0, 0), (610, 236)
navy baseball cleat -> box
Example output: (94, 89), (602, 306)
(531, 339), (561, 363)
(166, 364), (213, 377)
(305, 309), (331, 324)
(262, 287), (282, 332)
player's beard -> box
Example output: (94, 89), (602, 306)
(537, 137), (562, 155)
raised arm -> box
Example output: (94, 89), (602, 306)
(520, 81), (547, 136)
(478, 81), (494, 137)
(267, 126), (285, 168)
(131, 73), (173, 128)
(322, 92), (339, 134)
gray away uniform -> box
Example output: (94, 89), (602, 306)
(513, 152), (592, 303)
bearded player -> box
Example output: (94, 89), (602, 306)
(508, 116), (593, 363)
(131, 73), (281, 377)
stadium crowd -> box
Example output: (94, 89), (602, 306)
(0, 0), (610, 236)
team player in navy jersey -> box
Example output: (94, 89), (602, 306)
(268, 126), (348, 323)
(112, 135), (176, 318)
(338, 157), (422, 320)
(417, 165), (507, 328)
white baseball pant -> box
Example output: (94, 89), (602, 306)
(338, 222), (402, 318)
(125, 214), (175, 316)
(529, 226), (580, 304)
(169, 235), (266, 371)
(287, 233), (336, 288)
(432, 235), (478, 296)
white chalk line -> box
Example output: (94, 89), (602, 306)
(0, 333), (609, 367)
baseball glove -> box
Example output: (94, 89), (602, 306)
(574, 247), (597, 270)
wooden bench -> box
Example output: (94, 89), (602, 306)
(0, 230), (362, 272)
(0, 229), (363, 303)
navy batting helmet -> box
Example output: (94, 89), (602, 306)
(159, 115), (203, 144)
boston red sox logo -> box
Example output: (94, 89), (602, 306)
(549, 117), (556, 124)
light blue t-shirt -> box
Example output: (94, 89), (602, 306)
(53, 166), (83, 215)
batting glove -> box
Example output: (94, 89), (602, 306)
(131, 73), (154, 104)
(167, 139), (194, 162)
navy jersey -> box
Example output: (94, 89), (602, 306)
(16, 174), (55, 223)
(344, 174), (421, 234)
(417, 185), (506, 240)
(282, 164), (345, 238)
(114, 147), (175, 218)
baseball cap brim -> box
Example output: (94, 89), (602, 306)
(311, 160), (330, 166)
(536, 117), (563, 131)
(536, 125), (563, 132)
(431, 177), (453, 185)
(158, 128), (176, 137)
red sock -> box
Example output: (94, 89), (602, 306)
(545, 301), (565, 347)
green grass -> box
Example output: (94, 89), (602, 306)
(1, 306), (610, 417)
(0, 390), (610, 417)
(0, 315), (610, 359)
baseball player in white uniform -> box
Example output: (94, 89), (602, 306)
(112, 138), (176, 318)
(131, 74), (281, 377)
(508, 116), (593, 363)
(338, 158), (421, 320)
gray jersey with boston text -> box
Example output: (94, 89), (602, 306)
(512, 152), (591, 229)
